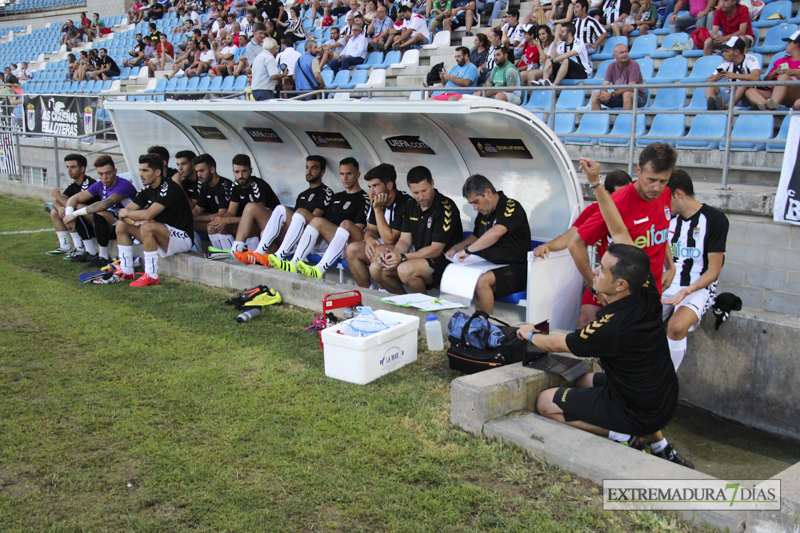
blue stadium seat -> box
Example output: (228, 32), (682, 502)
(753, 1), (792, 28)
(677, 115), (727, 149)
(373, 50), (401, 69)
(646, 87), (686, 110)
(752, 24), (798, 53)
(327, 70), (351, 89)
(556, 89), (585, 109)
(165, 77), (179, 93)
(566, 113), (610, 144)
(340, 70), (368, 89)
(599, 114), (646, 146)
(197, 76), (212, 92)
(592, 36), (627, 60)
(53, 81), (65, 93)
(723, 115), (774, 151)
(629, 34), (658, 59)
(175, 77), (189, 92)
(220, 76), (236, 91)
(651, 33), (690, 59)
(554, 113), (576, 141)
(209, 76), (224, 91)
(150, 78), (168, 93)
(645, 56), (687, 83)
(682, 88), (710, 109)
(119, 66), (131, 79)
(233, 75), (248, 91)
(583, 59), (613, 85)
(186, 76), (200, 91)
(680, 54), (723, 82)
(767, 115), (790, 152)
(638, 57), (655, 80)
(636, 114), (685, 146)
(128, 67), (140, 78)
(321, 69), (335, 86)
(356, 51), (384, 70)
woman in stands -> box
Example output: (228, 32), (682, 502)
(527, 24), (555, 84)
(548, 0), (575, 25)
(746, 31), (800, 111)
(470, 33), (490, 75)
(279, 6), (307, 45)
(67, 53), (78, 81)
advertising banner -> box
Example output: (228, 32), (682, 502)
(22, 95), (97, 139)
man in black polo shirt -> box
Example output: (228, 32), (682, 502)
(271, 157), (369, 277)
(517, 157), (689, 468)
(207, 154), (279, 254)
(172, 149), (199, 208)
(345, 163), (412, 288)
(47, 153), (97, 257)
(191, 153), (234, 258)
(106, 154), (194, 287)
(447, 174), (530, 314)
(147, 145), (178, 180)
(372, 166), (463, 294)
(232, 155), (332, 266)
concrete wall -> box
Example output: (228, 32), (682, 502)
(86, 0), (129, 19)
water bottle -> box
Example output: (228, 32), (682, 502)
(344, 306), (357, 320)
(347, 306), (389, 337)
(236, 308), (261, 323)
(425, 314), (444, 351)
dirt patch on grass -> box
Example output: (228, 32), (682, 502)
(0, 308), (35, 331)
(0, 466), (39, 500)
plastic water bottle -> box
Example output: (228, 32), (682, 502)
(236, 308), (261, 323)
(425, 314), (444, 351)
(348, 306), (390, 337)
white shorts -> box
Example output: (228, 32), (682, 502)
(158, 224), (192, 258)
(661, 282), (715, 332)
(504, 93), (521, 105)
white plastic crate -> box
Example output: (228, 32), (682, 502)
(320, 310), (420, 385)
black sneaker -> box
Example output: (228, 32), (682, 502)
(707, 96), (717, 111)
(69, 251), (94, 263)
(654, 443), (695, 469)
(626, 435), (649, 451)
(86, 256), (112, 269)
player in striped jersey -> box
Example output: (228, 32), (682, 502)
(662, 170), (729, 370)
(572, 0), (607, 54)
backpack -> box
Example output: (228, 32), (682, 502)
(691, 27), (710, 49)
(426, 62), (445, 86)
(445, 311), (526, 374)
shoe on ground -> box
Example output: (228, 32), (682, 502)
(70, 252), (96, 263)
(465, 31), (473, 36)
(86, 256), (113, 269)
(625, 435), (649, 451)
(46, 247), (71, 255)
(304, 312), (327, 333)
(766, 98), (779, 110)
(297, 260), (323, 278)
(706, 96), (717, 111)
(715, 94), (725, 111)
(541, 79), (553, 87)
(130, 273), (160, 287)
(92, 270), (136, 284)
(654, 443), (695, 469)
(243, 288), (281, 307)
(233, 250), (258, 264)
(63, 249), (85, 260)
(268, 254), (297, 273)
(204, 251), (231, 260)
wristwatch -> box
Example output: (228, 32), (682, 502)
(400, 253), (408, 263)
(463, 244), (473, 255)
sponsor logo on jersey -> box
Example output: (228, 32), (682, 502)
(634, 216), (649, 225)
(308, 193), (315, 202)
(343, 201), (351, 210)
(693, 227), (700, 240)
(427, 217), (432, 228)
(665, 207), (671, 220)
(670, 239), (702, 259)
(159, 182), (168, 197)
(633, 224), (669, 249)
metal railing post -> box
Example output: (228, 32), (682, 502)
(720, 81), (736, 190)
(13, 124), (22, 179)
(53, 136), (60, 189)
(627, 91), (639, 177)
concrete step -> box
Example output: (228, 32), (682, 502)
(386, 74), (426, 87)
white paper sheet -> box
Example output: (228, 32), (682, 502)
(439, 261), (506, 300)
(379, 293), (433, 306)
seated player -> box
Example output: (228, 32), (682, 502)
(533, 170), (632, 328)
(517, 157), (687, 467)
(446, 174), (530, 314)
(371, 166), (463, 294)
(46, 153), (96, 257)
(232, 155), (332, 266)
(207, 154), (280, 254)
(171, 150), (199, 208)
(345, 163), (412, 288)
(62, 155), (139, 268)
(271, 157), (369, 278)
(191, 154), (234, 257)
(106, 154), (194, 286)
(147, 145), (178, 179)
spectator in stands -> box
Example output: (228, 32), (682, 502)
(241, 10), (256, 37)
(669, 0), (715, 36)
(429, 46), (478, 100)
(85, 50), (101, 80)
(480, 46), (522, 103)
(277, 5), (306, 45)
(428, 0), (452, 35)
(47, 154), (97, 257)
(185, 38), (216, 77)
(516, 26), (542, 85)
(477, 0), (508, 25)
(393, 5), (431, 50)
(525, 24), (555, 85)
(542, 23), (593, 85)
(591, 43), (646, 110)
(294, 40), (327, 92)
(443, 0), (476, 36)
(319, 26), (346, 68)
(210, 33), (239, 76)
(476, 27), (503, 85)
(703, 0), (753, 56)
(17, 62), (31, 81)
(251, 37), (287, 100)
(573, 0), (608, 54)
(330, 24), (368, 72)
(746, 31), (800, 110)
(124, 35), (153, 68)
(705, 36), (759, 110)
(148, 34), (176, 76)
(89, 13), (105, 41)
(276, 38), (302, 76)
(168, 39), (199, 79)
(244, 22), (267, 76)
(96, 49), (121, 82)
(470, 32), (490, 78)
(615, 0), (658, 36)
(447, 175), (531, 314)
(597, 0), (631, 33)
(178, 28), (200, 53)
(77, 12), (92, 41)
(174, 18), (195, 35)
(501, 9), (526, 55)
(548, 0), (575, 25)
(149, 0), (166, 21)
(367, 3), (393, 52)
(148, 22), (162, 44)
(60, 20), (82, 51)
(130, 0), (149, 24)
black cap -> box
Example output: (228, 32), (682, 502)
(721, 36), (746, 52)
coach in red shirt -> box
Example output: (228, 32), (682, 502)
(703, 0), (753, 56)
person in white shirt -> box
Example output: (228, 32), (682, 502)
(329, 24), (368, 72)
(542, 23), (592, 85)
(320, 26), (346, 67)
(705, 36), (760, 110)
(186, 38), (217, 77)
(276, 37), (302, 75)
(251, 37), (288, 100)
(393, 4), (431, 50)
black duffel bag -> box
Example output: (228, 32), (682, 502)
(446, 310), (526, 374)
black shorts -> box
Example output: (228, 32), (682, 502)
(552, 373), (676, 435)
(492, 265), (527, 298)
(425, 254), (451, 289)
(550, 60), (588, 81)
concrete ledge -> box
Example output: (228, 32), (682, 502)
(483, 412), (747, 532)
(748, 461), (800, 533)
(0, 180), (51, 201)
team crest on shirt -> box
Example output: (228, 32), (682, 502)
(693, 227), (701, 240)
(159, 182), (168, 197)
(664, 207), (671, 220)
(427, 217), (432, 228)
(308, 193), (315, 202)
(344, 201), (351, 210)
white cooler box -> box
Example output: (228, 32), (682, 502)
(320, 310), (420, 385)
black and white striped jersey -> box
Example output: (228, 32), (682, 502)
(573, 15), (605, 46)
(668, 204), (729, 287)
